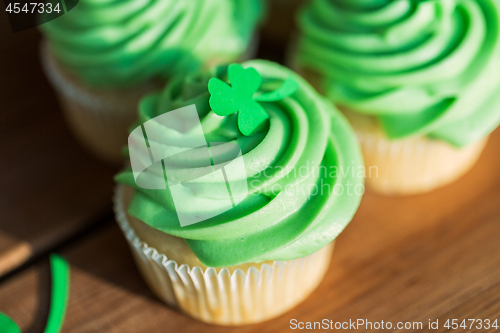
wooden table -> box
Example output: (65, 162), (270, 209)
(0, 15), (116, 278)
(1, 11), (500, 333)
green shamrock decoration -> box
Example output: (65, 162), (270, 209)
(208, 64), (299, 136)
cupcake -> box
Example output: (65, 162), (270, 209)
(40, 0), (264, 164)
(293, 0), (500, 195)
(114, 60), (364, 325)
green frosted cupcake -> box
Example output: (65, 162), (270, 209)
(293, 0), (500, 194)
(113, 60), (364, 324)
(40, 0), (264, 163)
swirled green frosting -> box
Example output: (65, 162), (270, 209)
(115, 60), (364, 267)
(40, 0), (264, 88)
(296, 0), (500, 147)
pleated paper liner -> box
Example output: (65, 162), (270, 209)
(342, 110), (488, 195)
(289, 61), (488, 195)
(113, 184), (334, 325)
(357, 130), (487, 195)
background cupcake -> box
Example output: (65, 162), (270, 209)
(114, 60), (364, 325)
(293, 0), (500, 195)
(40, 0), (264, 164)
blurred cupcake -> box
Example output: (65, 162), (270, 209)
(292, 0), (500, 195)
(40, 0), (264, 164)
(114, 60), (364, 325)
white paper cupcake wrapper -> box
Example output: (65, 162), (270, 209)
(113, 185), (333, 325)
(356, 130), (488, 195)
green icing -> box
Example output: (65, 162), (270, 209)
(40, 0), (264, 88)
(115, 60), (364, 267)
(296, 0), (500, 147)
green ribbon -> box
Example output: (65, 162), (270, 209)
(0, 313), (21, 333)
(0, 254), (70, 333)
(44, 254), (70, 333)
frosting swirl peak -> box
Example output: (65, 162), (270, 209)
(41, 0), (264, 88)
(116, 60), (364, 267)
(296, 0), (500, 146)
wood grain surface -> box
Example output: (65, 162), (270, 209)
(0, 15), (116, 276)
(0, 129), (499, 332)
(1, 7), (500, 333)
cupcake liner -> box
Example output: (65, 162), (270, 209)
(288, 41), (489, 195)
(40, 41), (160, 165)
(113, 185), (333, 325)
(356, 127), (488, 195)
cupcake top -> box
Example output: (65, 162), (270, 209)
(296, 0), (500, 147)
(115, 60), (364, 267)
(40, 0), (264, 88)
